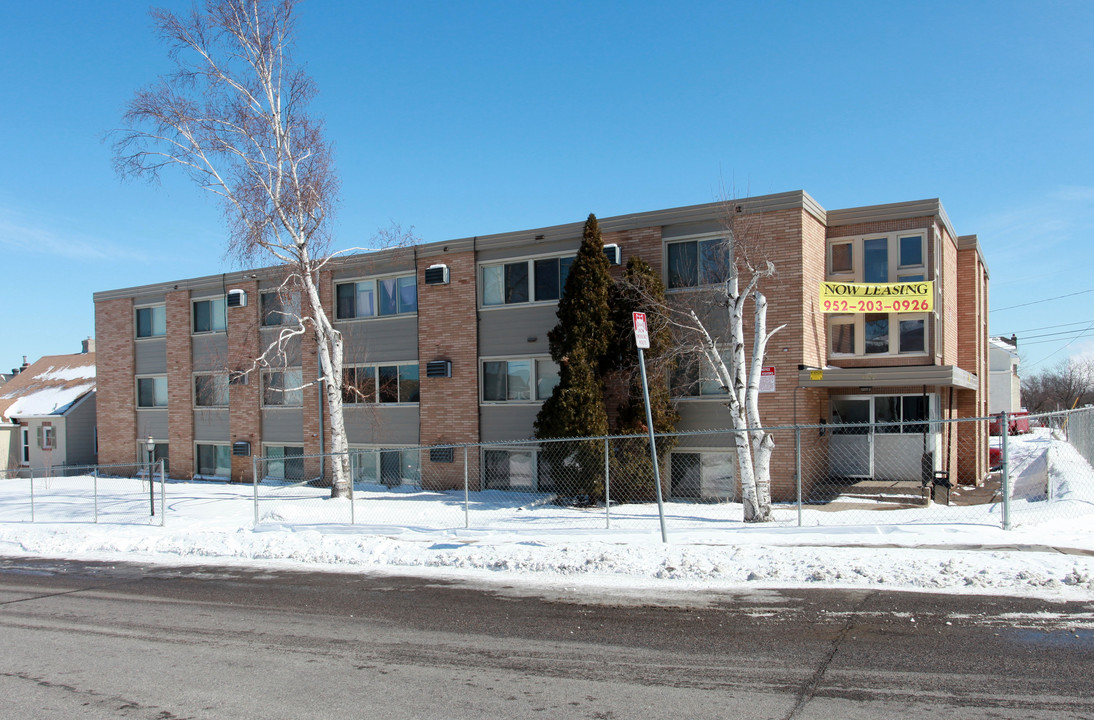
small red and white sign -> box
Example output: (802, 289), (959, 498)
(632, 312), (650, 349)
(760, 366), (775, 393)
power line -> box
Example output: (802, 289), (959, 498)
(997, 319), (1094, 335)
(1025, 319), (1094, 370)
(991, 288), (1094, 312)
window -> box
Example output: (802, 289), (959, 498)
(262, 368), (304, 407)
(481, 358), (558, 402)
(342, 364), (419, 404)
(136, 305), (166, 338)
(261, 290), (301, 327)
(670, 452), (736, 500)
(193, 297), (227, 333)
(21, 427), (29, 464)
(265, 445), (304, 481)
(335, 275), (416, 320)
(666, 238), (730, 289)
(151, 443), (169, 472)
(196, 444), (231, 478)
(37, 425), (55, 450)
(350, 447), (421, 487)
(873, 395), (930, 434)
(825, 232), (929, 358)
(483, 449), (537, 490)
(137, 376), (168, 407)
(481, 255), (575, 307)
(670, 354), (729, 397)
(194, 374), (229, 407)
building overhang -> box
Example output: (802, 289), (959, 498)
(796, 365), (978, 390)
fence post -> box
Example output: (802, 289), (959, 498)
(158, 459), (166, 526)
(463, 446), (470, 529)
(604, 437), (611, 530)
(350, 453), (356, 526)
(1001, 410), (1011, 531)
(29, 469), (34, 523)
(252, 454), (259, 526)
(93, 467), (99, 524)
(795, 426), (803, 527)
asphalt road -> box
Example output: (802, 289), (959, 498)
(0, 556), (1092, 719)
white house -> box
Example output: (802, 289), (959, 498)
(988, 335), (1021, 415)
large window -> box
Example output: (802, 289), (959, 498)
(196, 444), (231, 478)
(335, 275), (417, 320)
(194, 373), (229, 407)
(136, 305), (166, 338)
(481, 358), (559, 402)
(342, 364), (419, 404)
(826, 233), (929, 357)
(261, 290), (301, 327)
(193, 297), (227, 333)
(481, 255), (575, 307)
(265, 445), (304, 481)
(262, 368), (304, 407)
(137, 376), (168, 408)
(483, 449), (537, 491)
(670, 452), (736, 500)
(350, 447), (421, 487)
(666, 238), (730, 289)
(670, 354), (729, 397)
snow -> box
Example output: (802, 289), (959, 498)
(1, 431), (1093, 602)
(1, 382), (93, 417)
(33, 364), (96, 382)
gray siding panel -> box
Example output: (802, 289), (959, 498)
(674, 402), (733, 447)
(192, 333), (229, 372)
(478, 305), (558, 357)
(262, 409), (303, 443)
(662, 220), (725, 240)
(336, 317), (419, 364)
(136, 409), (169, 440)
(344, 406), (419, 445)
(479, 405), (540, 442)
(135, 340), (167, 375)
(259, 329), (302, 366)
(194, 409), (230, 441)
(476, 240), (580, 264)
(64, 394), (97, 465)
(332, 257), (415, 281)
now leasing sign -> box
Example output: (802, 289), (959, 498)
(819, 281), (934, 313)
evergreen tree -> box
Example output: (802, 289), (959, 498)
(534, 214), (614, 502)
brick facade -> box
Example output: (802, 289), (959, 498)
(227, 280), (261, 482)
(165, 290), (194, 478)
(94, 297), (136, 465)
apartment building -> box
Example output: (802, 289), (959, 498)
(93, 190), (989, 499)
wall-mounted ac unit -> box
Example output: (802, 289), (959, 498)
(232, 441), (251, 457)
(426, 360), (452, 378)
(603, 244), (621, 266)
(424, 264), (450, 285)
(430, 447), (455, 463)
(227, 289), (248, 307)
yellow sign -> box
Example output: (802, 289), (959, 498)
(819, 281), (933, 313)
(809, 370), (823, 381)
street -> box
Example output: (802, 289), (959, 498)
(1, 556), (1092, 719)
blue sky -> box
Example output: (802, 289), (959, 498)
(2, 1), (1092, 375)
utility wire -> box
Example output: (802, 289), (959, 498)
(991, 288), (1094, 312)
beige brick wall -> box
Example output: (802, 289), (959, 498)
(94, 298), (136, 466)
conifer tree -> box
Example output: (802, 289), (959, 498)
(534, 214), (614, 502)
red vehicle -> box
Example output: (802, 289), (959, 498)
(989, 410), (1030, 436)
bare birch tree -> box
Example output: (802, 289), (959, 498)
(669, 204), (785, 522)
(113, 0), (356, 496)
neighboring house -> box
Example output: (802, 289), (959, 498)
(93, 191), (989, 496)
(0, 341), (97, 472)
(988, 335), (1022, 415)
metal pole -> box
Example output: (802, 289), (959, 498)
(795, 426), (802, 527)
(463, 447), (470, 529)
(1001, 410), (1011, 531)
(604, 437), (611, 530)
(148, 445), (155, 517)
(252, 454), (259, 526)
(350, 453), (356, 526)
(30, 468), (35, 523)
(93, 467), (99, 524)
(638, 347), (668, 543)
(159, 458), (166, 526)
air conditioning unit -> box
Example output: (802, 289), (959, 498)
(426, 360), (452, 378)
(424, 264), (450, 285)
(603, 244), (621, 266)
(232, 441), (251, 457)
(227, 289), (248, 307)
(430, 447), (455, 463)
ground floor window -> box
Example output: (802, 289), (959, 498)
(196, 444), (231, 478)
(483, 448), (537, 491)
(265, 445), (304, 481)
(669, 451), (736, 501)
(350, 447), (421, 487)
(21, 426), (29, 464)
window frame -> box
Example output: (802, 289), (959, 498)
(262, 444), (305, 481)
(135, 304), (167, 339)
(824, 232), (930, 359)
(136, 375), (169, 408)
(334, 273), (418, 321)
(670, 352), (731, 398)
(479, 252), (577, 308)
(482, 446), (540, 491)
(342, 363), (420, 405)
(193, 372), (230, 408)
(479, 356), (559, 404)
(261, 367), (305, 407)
(260, 289), (302, 327)
(194, 443), (232, 479)
(665, 235), (731, 290)
(192, 296), (227, 335)
(348, 445), (422, 487)
(20, 426), (30, 464)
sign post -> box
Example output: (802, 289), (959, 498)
(633, 312), (668, 543)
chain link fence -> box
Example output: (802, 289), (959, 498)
(0, 460), (166, 525)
